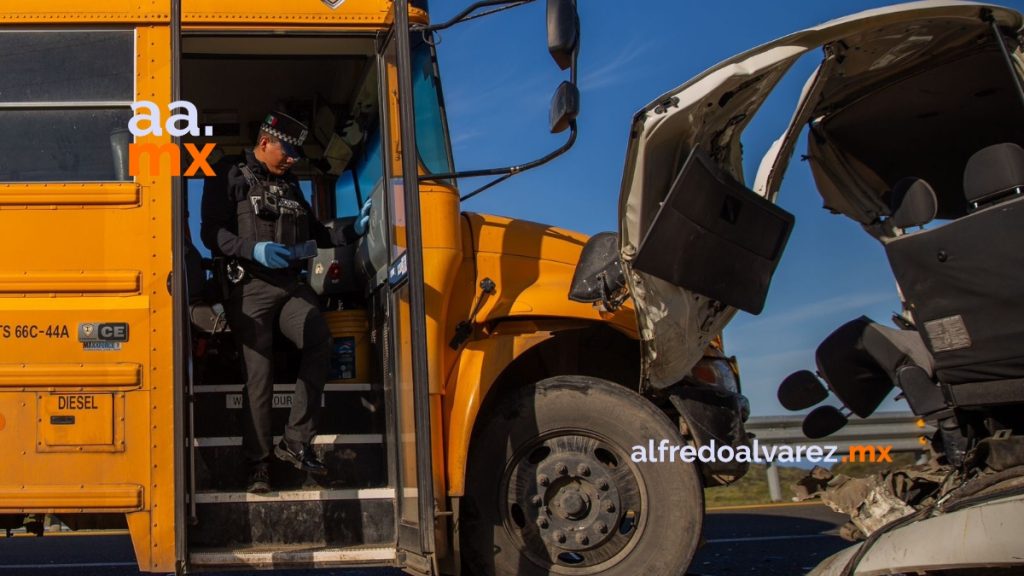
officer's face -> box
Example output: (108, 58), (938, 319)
(258, 136), (298, 176)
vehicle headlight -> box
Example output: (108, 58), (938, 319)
(690, 357), (741, 395)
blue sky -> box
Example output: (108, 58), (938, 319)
(430, 0), (1024, 416)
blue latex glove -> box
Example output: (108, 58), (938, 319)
(354, 199), (372, 237)
(253, 242), (290, 269)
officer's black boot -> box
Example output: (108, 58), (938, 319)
(274, 440), (328, 476)
(246, 463), (271, 494)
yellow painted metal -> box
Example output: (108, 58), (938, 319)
(183, 0), (392, 26)
(0, 364), (141, 388)
(0, 183), (141, 207)
(444, 326), (558, 496)
(0, 271), (141, 295)
(131, 23), (177, 573)
(0, 299), (152, 397)
(418, 181), (461, 558)
(0, 484), (143, 513)
(0, 0), (419, 25)
(421, 183), (463, 398)
(0, 17), (177, 571)
(39, 393), (115, 446)
(0, 208), (150, 294)
(37, 391), (126, 452)
(457, 213), (636, 334)
(0, 2), (167, 23)
(439, 214), (638, 496)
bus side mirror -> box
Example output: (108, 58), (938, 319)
(550, 81), (579, 134)
(547, 0), (578, 71)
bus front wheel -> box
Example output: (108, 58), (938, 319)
(461, 375), (703, 576)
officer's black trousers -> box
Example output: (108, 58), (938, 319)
(225, 276), (331, 466)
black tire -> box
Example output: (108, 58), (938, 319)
(461, 376), (703, 576)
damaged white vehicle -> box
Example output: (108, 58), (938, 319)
(619, 1), (1024, 574)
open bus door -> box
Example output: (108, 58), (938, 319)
(173, 1), (435, 569)
(382, 3), (437, 572)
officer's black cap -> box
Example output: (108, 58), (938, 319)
(261, 111), (308, 159)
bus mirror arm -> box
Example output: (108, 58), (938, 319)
(416, 0), (580, 203)
(420, 120), (577, 202)
(411, 0), (537, 33)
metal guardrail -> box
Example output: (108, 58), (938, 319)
(743, 412), (935, 501)
(746, 411), (935, 453)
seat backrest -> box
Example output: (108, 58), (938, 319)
(963, 142), (1024, 210)
(889, 177), (937, 229)
(813, 315), (936, 418)
(813, 316), (897, 419)
(885, 145), (1024, 385)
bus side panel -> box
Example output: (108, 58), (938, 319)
(133, 24), (176, 573)
(0, 0), (168, 22)
(0, 24), (176, 573)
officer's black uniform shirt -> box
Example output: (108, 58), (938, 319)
(200, 149), (357, 286)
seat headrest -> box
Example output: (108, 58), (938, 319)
(890, 177), (937, 229)
(963, 143), (1024, 206)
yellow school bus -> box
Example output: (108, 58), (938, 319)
(0, 1), (754, 574)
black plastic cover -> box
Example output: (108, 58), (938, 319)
(777, 370), (829, 411)
(546, 0), (578, 70)
(802, 406), (848, 439)
(815, 316), (897, 419)
(632, 147), (794, 315)
(569, 232), (625, 303)
(311, 217), (359, 296)
(668, 386), (750, 481)
(897, 365), (947, 416)
(549, 81), (579, 134)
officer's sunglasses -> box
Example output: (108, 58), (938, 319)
(273, 138), (303, 161)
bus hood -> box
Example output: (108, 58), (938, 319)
(618, 1), (1023, 389)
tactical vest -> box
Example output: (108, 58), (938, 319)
(236, 163), (309, 248)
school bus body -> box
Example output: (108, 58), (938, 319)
(0, 5), (176, 567)
(0, 1), (647, 572)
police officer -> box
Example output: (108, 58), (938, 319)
(200, 111), (370, 493)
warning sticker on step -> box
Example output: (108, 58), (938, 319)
(225, 393), (325, 409)
(329, 337), (356, 380)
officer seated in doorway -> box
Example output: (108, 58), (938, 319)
(200, 111), (372, 493)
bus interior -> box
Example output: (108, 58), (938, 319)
(179, 32), (400, 567)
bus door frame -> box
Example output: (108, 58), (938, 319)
(381, 1), (437, 572)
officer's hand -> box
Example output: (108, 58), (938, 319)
(253, 242), (290, 269)
(354, 199), (372, 237)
